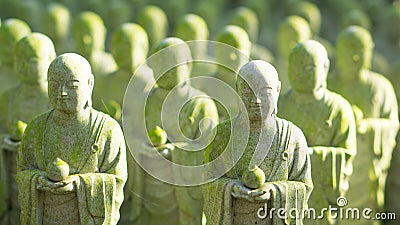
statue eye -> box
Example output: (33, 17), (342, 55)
(66, 81), (79, 89)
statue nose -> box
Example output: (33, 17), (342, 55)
(60, 84), (68, 96)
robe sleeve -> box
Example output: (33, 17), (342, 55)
(76, 118), (127, 225)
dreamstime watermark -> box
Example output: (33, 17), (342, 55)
(256, 197), (396, 221)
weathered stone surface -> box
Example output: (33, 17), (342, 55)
(203, 60), (313, 225)
(16, 53), (127, 225)
(0, 32), (55, 225)
(279, 40), (357, 225)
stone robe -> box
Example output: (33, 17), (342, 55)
(16, 109), (127, 225)
(130, 83), (219, 225)
(203, 116), (313, 225)
(279, 90), (357, 225)
(328, 71), (399, 224)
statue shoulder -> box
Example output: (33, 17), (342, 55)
(275, 116), (308, 148)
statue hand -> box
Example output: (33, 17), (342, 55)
(37, 175), (79, 194)
(231, 182), (267, 202)
(357, 119), (370, 134)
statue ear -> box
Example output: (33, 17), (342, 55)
(86, 74), (94, 108)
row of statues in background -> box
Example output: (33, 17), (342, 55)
(0, 1), (399, 225)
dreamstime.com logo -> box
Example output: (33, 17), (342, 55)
(122, 40), (275, 186)
(256, 197), (396, 221)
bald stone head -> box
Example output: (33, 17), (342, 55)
(111, 23), (148, 72)
(150, 37), (191, 90)
(277, 16), (312, 58)
(48, 53), (94, 114)
(72, 11), (106, 57)
(173, 14), (209, 41)
(228, 7), (259, 43)
(289, 40), (329, 94)
(41, 3), (71, 46)
(137, 5), (168, 49)
(216, 25), (251, 73)
(290, 1), (321, 35)
(0, 18), (31, 67)
(336, 25), (374, 75)
(237, 60), (281, 120)
(15, 33), (56, 85)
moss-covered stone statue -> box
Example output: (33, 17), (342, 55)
(203, 25), (252, 121)
(0, 32), (55, 225)
(94, 23), (153, 121)
(279, 40), (357, 225)
(173, 13), (217, 77)
(276, 16), (312, 94)
(40, 2), (71, 54)
(228, 6), (274, 63)
(203, 60), (313, 225)
(129, 37), (219, 225)
(136, 5), (168, 50)
(0, 18), (31, 96)
(328, 26), (399, 225)
(16, 53), (127, 225)
(72, 11), (117, 77)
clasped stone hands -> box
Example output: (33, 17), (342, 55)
(231, 181), (273, 202)
(37, 174), (80, 194)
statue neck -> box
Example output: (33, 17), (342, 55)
(291, 87), (325, 103)
(241, 112), (275, 131)
(53, 107), (91, 125)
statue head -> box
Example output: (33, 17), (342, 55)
(173, 14), (209, 41)
(15, 33), (56, 85)
(336, 25), (374, 75)
(110, 23), (148, 72)
(41, 3), (71, 47)
(215, 25), (251, 73)
(288, 40), (329, 94)
(290, 1), (321, 35)
(136, 5), (168, 49)
(150, 37), (191, 90)
(237, 60), (281, 121)
(277, 16), (312, 58)
(72, 11), (106, 57)
(0, 18), (31, 67)
(228, 7), (259, 43)
(47, 53), (94, 114)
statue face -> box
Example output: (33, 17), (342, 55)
(288, 41), (328, 93)
(156, 65), (190, 90)
(48, 55), (93, 114)
(72, 13), (105, 57)
(237, 61), (280, 121)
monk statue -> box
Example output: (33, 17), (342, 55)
(16, 53), (127, 225)
(94, 22), (153, 121)
(40, 2), (71, 54)
(278, 40), (357, 225)
(136, 5), (168, 50)
(328, 26), (399, 225)
(128, 37), (218, 225)
(276, 16), (312, 94)
(203, 60), (313, 225)
(72, 11), (117, 77)
(228, 6), (274, 63)
(0, 18), (31, 96)
(0, 32), (55, 225)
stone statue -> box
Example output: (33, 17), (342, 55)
(0, 32), (55, 225)
(40, 2), (71, 54)
(276, 16), (312, 94)
(203, 60), (313, 225)
(136, 5), (168, 50)
(205, 25), (251, 121)
(93, 22), (153, 121)
(328, 26), (399, 225)
(16, 53), (127, 225)
(0, 18), (31, 96)
(278, 40), (357, 225)
(173, 13), (217, 77)
(228, 6), (274, 63)
(72, 11), (117, 77)
(128, 37), (219, 225)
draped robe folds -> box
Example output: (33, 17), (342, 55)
(16, 109), (127, 225)
(203, 116), (313, 225)
(328, 71), (399, 225)
(278, 90), (357, 225)
(130, 83), (218, 225)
